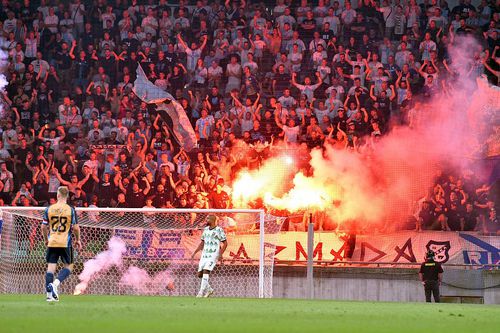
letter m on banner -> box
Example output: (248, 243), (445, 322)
(296, 242), (323, 261)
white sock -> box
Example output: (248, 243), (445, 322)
(199, 274), (209, 294)
(46, 292), (51, 298)
(53, 279), (61, 288)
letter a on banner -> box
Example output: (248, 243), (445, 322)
(393, 238), (417, 263)
(359, 242), (387, 262)
(229, 243), (251, 264)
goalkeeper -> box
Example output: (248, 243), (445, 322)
(191, 215), (227, 297)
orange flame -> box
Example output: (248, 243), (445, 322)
(231, 147), (386, 229)
(263, 173), (334, 211)
(232, 172), (268, 207)
(231, 151), (338, 212)
(231, 155), (297, 208)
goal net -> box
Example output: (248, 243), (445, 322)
(0, 207), (284, 298)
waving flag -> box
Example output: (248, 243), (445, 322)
(133, 65), (197, 151)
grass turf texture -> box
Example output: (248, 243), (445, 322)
(0, 295), (498, 333)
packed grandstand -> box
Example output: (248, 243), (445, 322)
(0, 0), (498, 234)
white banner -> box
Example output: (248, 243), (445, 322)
(113, 229), (500, 266)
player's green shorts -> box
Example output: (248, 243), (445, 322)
(46, 247), (74, 264)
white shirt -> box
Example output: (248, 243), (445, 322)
(2, 129), (17, 150)
(276, 15), (296, 30)
(70, 4), (85, 24)
(277, 95), (296, 109)
(87, 129), (105, 141)
(83, 159), (99, 174)
(37, 6), (50, 18)
(42, 137), (62, 150)
(323, 16), (340, 35)
(341, 9), (356, 25)
(201, 226), (227, 261)
(3, 18), (17, 33)
(0, 148), (10, 160)
(314, 107), (330, 123)
(208, 66), (223, 81)
(293, 83), (321, 102)
(196, 116), (215, 139)
(25, 38), (38, 58)
(380, 6), (396, 28)
(282, 125), (300, 143)
(174, 17), (190, 28)
(142, 16), (159, 36)
(110, 126), (128, 143)
(419, 40), (436, 61)
(48, 175), (60, 193)
(185, 48), (202, 72)
(60, 18), (74, 29)
(101, 13), (116, 28)
(241, 115), (253, 133)
(326, 85), (345, 100)
(44, 15), (59, 33)
(0, 170), (14, 192)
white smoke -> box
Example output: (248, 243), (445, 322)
(120, 266), (175, 294)
(74, 236), (175, 295)
(73, 237), (127, 295)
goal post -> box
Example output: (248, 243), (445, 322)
(0, 207), (284, 298)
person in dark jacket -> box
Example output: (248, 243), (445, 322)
(419, 250), (444, 302)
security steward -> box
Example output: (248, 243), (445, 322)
(419, 250), (444, 303)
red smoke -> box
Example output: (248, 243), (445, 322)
(231, 37), (499, 232)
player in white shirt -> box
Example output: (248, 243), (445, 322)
(191, 215), (227, 297)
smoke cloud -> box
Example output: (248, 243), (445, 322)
(74, 237), (127, 295)
(120, 266), (175, 294)
(74, 237), (175, 295)
(231, 36), (499, 231)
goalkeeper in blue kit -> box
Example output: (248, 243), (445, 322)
(191, 215), (227, 297)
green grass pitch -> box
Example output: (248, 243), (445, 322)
(0, 295), (498, 333)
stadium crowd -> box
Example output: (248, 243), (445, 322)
(0, 0), (498, 233)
